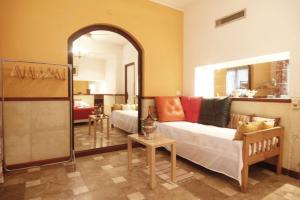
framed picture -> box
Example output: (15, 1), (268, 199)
(73, 66), (78, 76)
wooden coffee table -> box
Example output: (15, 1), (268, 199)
(88, 115), (110, 140)
(127, 133), (176, 189)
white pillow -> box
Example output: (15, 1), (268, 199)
(74, 100), (89, 108)
(121, 104), (136, 110)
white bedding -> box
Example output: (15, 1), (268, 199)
(155, 121), (243, 184)
(111, 110), (138, 133)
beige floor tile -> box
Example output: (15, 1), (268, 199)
(72, 185), (89, 195)
(2, 148), (300, 200)
(284, 192), (299, 200)
(67, 171), (81, 178)
(248, 177), (260, 185)
(162, 182), (178, 190)
(112, 176), (127, 184)
(194, 172), (205, 180)
(219, 187), (238, 196)
(93, 156), (104, 161)
(127, 192), (145, 200)
(262, 193), (285, 200)
(25, 179), (41, 188)
(101, 164), (114, 170)
(132, 158), (141, 164)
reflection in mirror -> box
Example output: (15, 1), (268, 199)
(196, 60), (289, 99)
(72, 30), (139, 152)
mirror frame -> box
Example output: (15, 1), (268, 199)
(67, 24), (143, 155)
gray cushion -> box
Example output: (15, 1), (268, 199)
(199, 97), (231, 127)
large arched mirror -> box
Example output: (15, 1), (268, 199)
(68, 25), (142, 155)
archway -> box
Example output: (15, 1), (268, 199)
(68, 24), (143, 155)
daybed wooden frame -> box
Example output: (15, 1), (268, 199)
(241, 126), (284, 192)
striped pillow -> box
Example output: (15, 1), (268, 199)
(227, 113), (252, 129)
(252, 116), (280, 127)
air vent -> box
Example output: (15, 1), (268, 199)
(216, 9), (246, 27)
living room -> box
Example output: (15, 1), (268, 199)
(0, 0), (299, 199)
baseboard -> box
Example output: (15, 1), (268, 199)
(256, 162), (300, 179)
(75, 142), (143, 157)
(5, 156), (71, 171)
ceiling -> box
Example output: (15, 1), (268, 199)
(149, 0), (196, 10)
(84, 31), (129, 45)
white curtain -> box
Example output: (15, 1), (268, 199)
(226, 67), (249, 95)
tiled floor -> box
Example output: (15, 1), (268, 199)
(0, 148), (300, 200)
(74, 123), (128, 151)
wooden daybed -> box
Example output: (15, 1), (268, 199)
(150, 105), (284, 192)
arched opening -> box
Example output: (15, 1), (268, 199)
(68, 24), (143, 155)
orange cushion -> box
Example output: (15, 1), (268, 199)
(155, 96), (185, 122)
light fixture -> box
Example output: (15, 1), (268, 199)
(72, 36), (89, 58)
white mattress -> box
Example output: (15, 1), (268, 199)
(111, 110), (138, 133)
(155, 121), (243, 184)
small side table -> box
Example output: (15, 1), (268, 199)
(128, 134), (176, 189)
(88, 115), (110, 140)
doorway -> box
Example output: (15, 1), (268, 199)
(68, 24), (143, 156)
(125, 62), (136, 104)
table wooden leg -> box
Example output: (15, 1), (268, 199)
(100, 119), (103, 133)
(93, 119), (97, 141)
(146, 147), (151, 167)
(150, 147), (156, 189)
(128, 138), (133, 171)
(107, 118), (110, 140)
(171, 143), (176, 182)
(88, 117), (91, 135)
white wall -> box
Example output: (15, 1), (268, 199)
(122, 43), (139, 95)
(184, 0), (300, 172)
(184, 0), (300, 97)
(73, 57), (105, 81)
(73, 37), (124, 94)
(73, 37), (138, 95)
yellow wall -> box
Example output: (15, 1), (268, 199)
(214, 69), (227, 96)
(0, 0), (183, 96)
(251, 63), (272, 96)
(73, 81), (89, 95)
(3, 62), (68, 97)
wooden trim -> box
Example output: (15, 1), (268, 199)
(73, 94), (125, 96)
(68, 24), (144, 152)
(232, 97), (291, 103)
(75, 143), (143, 157)
(3, 97), (70, 101)
(248, 65), (252, 90)
(125, 62), (135, 103)
(257, 162), (300, 180)
(141, 96), (291, 103)
(141, 96), (155, 99)
(103, 94), (125, 96)
(5, 156), (71, 170)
